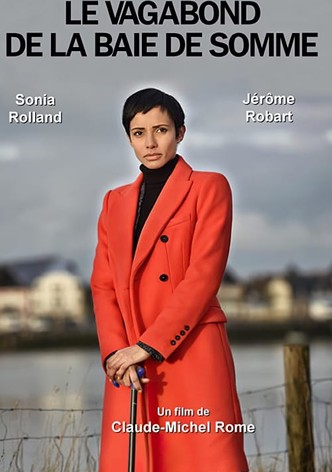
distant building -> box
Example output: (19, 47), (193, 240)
(218, 269), (245, 319)
(0, 256), (86, 332)
(285, 266), (332, 296)
(309, 293), (332, 321)
(0, 287), (30, 332)
(285, 267), (332, 320)
(266, 277), (293, 319)
(31, 271), (86, 325)
(244, 274), (294, 320)
(0, 255), (78, 287)
(242, 266), (332, 321)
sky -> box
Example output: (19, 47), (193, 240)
(0, 0), (332, 282)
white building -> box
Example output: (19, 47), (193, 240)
(31, 270), (85, 324)
(0, 287), (30, 332)
(0, 256), (86, 332)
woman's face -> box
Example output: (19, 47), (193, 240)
(128, 106), (185, 169)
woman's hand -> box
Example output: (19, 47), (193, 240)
(106, 345), (150, 383)
(110, 364), (150, 391)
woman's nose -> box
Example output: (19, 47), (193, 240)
(145, 132), (157, 148)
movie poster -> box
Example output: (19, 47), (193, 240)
(1, 0), (331, 471)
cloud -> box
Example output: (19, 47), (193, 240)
(0, 143), (20, 162)
(244, 130), (300, 152)
(187, 132), (227, 149)
(233, 211), (332, 252)
(187, 128), (327, 153)
(326, 129), (332, 145)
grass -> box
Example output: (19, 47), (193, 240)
(2, 412), (99, 472)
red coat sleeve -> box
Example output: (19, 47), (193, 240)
(90, 191), (129, 369)
(139, 173), (232, 360)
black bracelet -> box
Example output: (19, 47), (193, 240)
(137, 341), (164, 362)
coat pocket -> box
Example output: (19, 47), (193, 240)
(199, 305), (227, 324)
(165, 214), (191, 229)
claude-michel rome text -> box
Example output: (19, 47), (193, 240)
(111, 420), (256, 434)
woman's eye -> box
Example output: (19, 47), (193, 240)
(157, 127), (168, 133)
(133, 130), (143, 137)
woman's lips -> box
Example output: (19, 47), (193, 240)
(144, 153), (162, 159)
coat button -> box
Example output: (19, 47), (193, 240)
(180, 330), (185, 336)
(170, 340), (176, 346)
(175, 335), (181, 341)
(160, 235), (168, 243)
(159, 274), (169, 282)
(184, 325), (190, 331)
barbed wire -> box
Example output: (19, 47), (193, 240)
(0, 402), (329, 415)
(0, 377), (328, 413)
(0, 407), (102, 413)
(239, 377), (332, 396)
(247, 445), (332, 459)
(239, 383), (285, 396)
(0, 433), (100, 442)
(0, 433), (330, 459)
(312, 377), (332, 385)
(0, 400), (330, 415)
(246, 449), (287, 458)
(0, 405), (285, 415)
(0, 377), (330, 466)
(312, 397), (332, 406)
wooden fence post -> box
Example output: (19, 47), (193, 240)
(283, 344), (315, 472)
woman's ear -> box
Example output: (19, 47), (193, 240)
(177, 125), (186, 143)
(127, 133), (133, 147)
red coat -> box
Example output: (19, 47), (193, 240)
(91, 156), (248, 472)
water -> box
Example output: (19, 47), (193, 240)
(0, 342), (331, 471)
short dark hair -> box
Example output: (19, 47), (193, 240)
(122, 88), (185, 137)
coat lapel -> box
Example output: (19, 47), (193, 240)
(109, 157), (193, 288)
(108, 172), (143, 289)
(131, 157), (193, 277)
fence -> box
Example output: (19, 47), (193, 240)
(0, 349), (331, 472)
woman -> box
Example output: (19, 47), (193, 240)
(91, 88), (249, 472)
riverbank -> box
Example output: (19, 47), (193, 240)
(0, 319), (331, 352)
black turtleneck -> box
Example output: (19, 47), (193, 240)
(133, 155), (178, 252)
